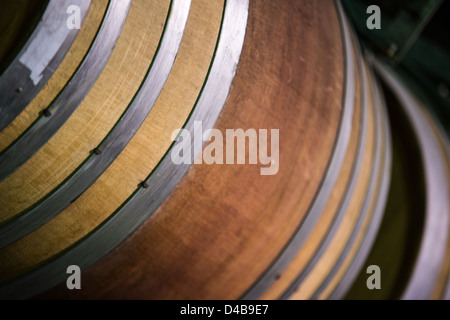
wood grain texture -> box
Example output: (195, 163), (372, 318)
(0, 0), (223, 283)
(261, 51), (363, 299)
(317, 73), (386, 300)
(318, 156), (383, 299)
(38, 0), (345, 300)
(0, 0), (108, 152)
(0, 0), (169, 224)
(289, 60), (376, 300)
(344, 81), (423, 299)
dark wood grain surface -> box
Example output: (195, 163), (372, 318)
(38, 0), (345, 299)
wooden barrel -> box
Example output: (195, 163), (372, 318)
(0, 0), (448, 300)
(346, 59), (450, 300)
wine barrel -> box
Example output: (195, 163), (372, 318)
(0, 0), (448, 300)
(345, 60), (450, 300)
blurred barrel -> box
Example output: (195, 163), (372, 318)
(345, 59), (450, 300)
(0, 0), (448, 300)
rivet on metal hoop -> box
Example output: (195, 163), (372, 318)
(43, 109), (52, 117)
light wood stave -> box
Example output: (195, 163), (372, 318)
(318, 70), (390, 300)
(37, 0), (346, 300)
(265, 48), (371, 300)
(0, 0), (169, 224)
(0, 0), (223, 283)
(289, 59), (380, 300)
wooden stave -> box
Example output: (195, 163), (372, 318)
(343, 60), (450, 300)
(320, 60), (392, 300)
(261, 13), (368, 299)
(0, 0), (131, 185)
(344, 73), (426, 300)
(0, 0), (180, 248)
(36, 0), (346, 300)
(242, 0), (356, 299)
(0, 0), (222, 283)
(0, 0), (240, 298)
(281, 28), (389, 299)
(0, 0), (446, 302)
(0, 0), (169, 224)
(287, 13), (393, 299)
(282, 45), (375, 300)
